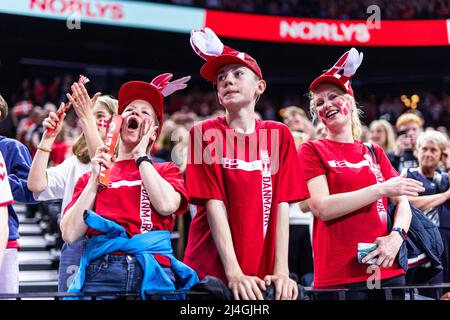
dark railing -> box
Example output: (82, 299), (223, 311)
(1, 283), (449, 300)
(303, 283), (450, 301)
(0, 290), (211, 300)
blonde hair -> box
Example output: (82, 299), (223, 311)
(416, 130), (449, 154)
(72, 95), (118, 164)
(370, 119), (396, 152)
(396, 112), (424, 129)
(309, 88), (362, 140)
(0, 95), (8, 121)
(283, 106), (307, 119)
(97, 95), (118, 115)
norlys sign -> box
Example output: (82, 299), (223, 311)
(280, 20), (370, 43)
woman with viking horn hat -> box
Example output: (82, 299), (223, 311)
(298, 48), (424, 300)
(60, 74), (198, 299)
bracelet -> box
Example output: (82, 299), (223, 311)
(37, 145), (52, 153)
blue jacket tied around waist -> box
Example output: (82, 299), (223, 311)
(67, 210), (199, 299)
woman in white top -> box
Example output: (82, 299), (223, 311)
(28, 83), (118, 291)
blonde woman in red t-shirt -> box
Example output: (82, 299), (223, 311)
(298, 48), (425, 300)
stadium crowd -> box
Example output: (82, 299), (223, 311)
(0, 28), (449, 300)
(159, 0), (450, 19)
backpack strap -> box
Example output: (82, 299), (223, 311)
(364, 142), (377, 164)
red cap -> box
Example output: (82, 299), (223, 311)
(191, 28), (263, 83)
(309, 48), (363, 96)
(118, 74), (190, 135)
(310, 74), (355, 96)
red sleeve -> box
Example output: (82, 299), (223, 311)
(185, 123), (223, 205)
(297, 141), (327, 200)
(160, 162), (189, 216)
(277, 125), (303, 203)
(62, 172), (91, 217)
(0, 200), (13, 206)
(374, 144), (399, 180)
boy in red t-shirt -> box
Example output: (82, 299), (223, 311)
(183, 28), (302, 300)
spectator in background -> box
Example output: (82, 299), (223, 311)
(10, 100), (33, 128)
(360, 125), (370, 143)
(15, 105), (42, 147)
(387, 112), (424, 173)
(369, 119), (396, 153)
(28, 83), (117, 293)
(406, 130), (450, 288)
(49, 125), (72, 166)
(0, 94), (38, 294)
(314, 122), (328, 139)
(47, 77), (61, 103)
(282, 106), (316, 141)
(283, 109), (315, 285)
(285, 129), (314, 286)
(33, 79), (46, 105)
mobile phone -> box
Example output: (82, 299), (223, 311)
(396, 129), (407, 137)
(357, 243), (378, 264)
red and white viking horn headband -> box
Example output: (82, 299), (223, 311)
(190, 27), (263, 83)
(150, 73), (191, 97)
(190, 27), (224, 61)
(310, 47), (363, 95)
(190, 27), (240, 60)
(325, 47), (364, 83)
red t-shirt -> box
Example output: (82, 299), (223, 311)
(183, 117), (303, 283)
(64, 159), (189, 266)
(298, 139), (405, 287)
(50, 141), (71, 165)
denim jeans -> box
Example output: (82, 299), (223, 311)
(58, 236), (88, 292)
(0, 248), (19, 294)
(81, 253), (175, 300)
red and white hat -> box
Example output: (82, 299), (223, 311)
(12, 100), (33, 117)
(309, 47), (363, 96)
(118, 73), (190, 135)
(190, 27), (263, 83)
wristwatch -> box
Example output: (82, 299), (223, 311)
(391, 227), (408, 242)
(136, 155), (153, 168)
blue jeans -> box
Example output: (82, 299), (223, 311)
(0, 249), (19, 294)
(58, 237), (88, 292)
(82, 254), (176, 300)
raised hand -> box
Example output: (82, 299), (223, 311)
(66, 82), (101, 120)
(42, 104), (66, 140)
(132, 118), (159, 159)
